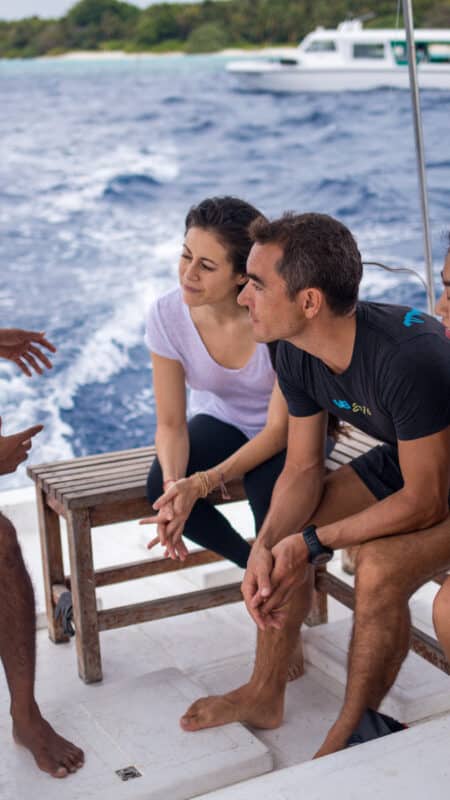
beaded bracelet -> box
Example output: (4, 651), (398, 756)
(194, 471), (211, 498)
(194, 470), (231, 500)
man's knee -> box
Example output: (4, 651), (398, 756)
(355, 540), (403, 610)
(0, 514), (20, 563)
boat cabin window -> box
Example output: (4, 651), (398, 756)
(305, 40), (336, 53)
(425, 42), (450, 63)
(391, 41), (450, 64)
(353, 43), (385, 59)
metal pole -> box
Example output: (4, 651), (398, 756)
(402, 0), (435, 312)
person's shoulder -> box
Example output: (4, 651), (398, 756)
(147, 286), (182, 321)
(276, 340), (306, 373)
(360, 301), (446, 347)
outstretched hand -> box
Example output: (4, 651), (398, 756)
(0, 328), (56, 376)
(0, 417), (43, 475)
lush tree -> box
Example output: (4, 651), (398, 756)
(185, 21), (228, 52)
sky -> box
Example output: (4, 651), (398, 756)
(0, 0), (197, 22)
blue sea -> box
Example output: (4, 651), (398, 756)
(1, 53), (449, 487)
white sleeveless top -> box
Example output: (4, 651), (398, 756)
(145, 287), (275, 439)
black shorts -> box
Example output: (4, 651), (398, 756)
(349, 442), (450, 505)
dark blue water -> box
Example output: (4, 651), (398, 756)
(1, 54), (449, 486)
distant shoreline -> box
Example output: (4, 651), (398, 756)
(35, 46), (295, 62)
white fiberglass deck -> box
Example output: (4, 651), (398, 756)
(1, 487), (450, 799)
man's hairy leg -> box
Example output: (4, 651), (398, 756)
(180, 465), (376, 732)
(315, 513), (450, 757)
(180, 571), (313, 732)
(0, 514), (84, 778)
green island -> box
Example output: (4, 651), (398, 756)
(1, 0), (449, 59)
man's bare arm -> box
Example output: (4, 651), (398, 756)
(241, 410), (328, 624)
(318, 427), (450, 551)
(256, 410), (328, 549)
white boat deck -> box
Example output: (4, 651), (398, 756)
(1, 487), (449, 799)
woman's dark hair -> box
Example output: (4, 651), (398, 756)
(185, 196), (262, 276)
(250, 212), (363, 315)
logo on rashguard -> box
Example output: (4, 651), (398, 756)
(333, 399), (372, 416)
(403, 308), (425, 327)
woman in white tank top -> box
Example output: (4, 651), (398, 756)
(142, 197), (289, 568)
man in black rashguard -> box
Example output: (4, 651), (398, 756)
(178, 212), (450, 758)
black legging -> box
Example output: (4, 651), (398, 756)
(146, 414), (286, 569)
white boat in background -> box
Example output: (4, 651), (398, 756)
(226, 19), (450, 92)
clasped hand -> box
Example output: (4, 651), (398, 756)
(241, 534), (310, 631)
(139, 477), (200, 561)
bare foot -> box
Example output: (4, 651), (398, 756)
(287, 638), (304, 682)
(12, 705), (84, 778)
(180, 682), (285, 732)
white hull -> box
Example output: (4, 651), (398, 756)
(227, 21), (450, 92)
(227, 62), (450, 92)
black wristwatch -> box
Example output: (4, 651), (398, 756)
(302, 524), (334, 566)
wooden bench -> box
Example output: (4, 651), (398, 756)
(27, 429), (449, 684)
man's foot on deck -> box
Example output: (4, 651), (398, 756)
(180, 683), (284, 732)
(12, 705), (84, 778)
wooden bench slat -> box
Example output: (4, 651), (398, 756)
(33, 452), (154, 482)
(342, 428), (379, 447)
(27, 446), (156, 477)
(333, 442), (365, 459)
(43, 463), (152, 493)
(97, 582), (244, 632)
(51, 474), (151, 502)
(327, 450), (356, 466)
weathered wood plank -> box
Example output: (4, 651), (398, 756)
(43, 463), (150, 494)
(92, 550), (226, 586)
(37, 457), (153, 485)
(306, 565), (328, 626)
(66, 510), (103, 683)
(27, 446), (155, 476)
(97, 583), (243, 631)
(62, 481), (148, 509)
(35, 489), (69, 643)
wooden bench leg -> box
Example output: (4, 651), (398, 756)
(35, 488), (69, 644)
(66, 509), (102, 683)
(306, 565), (329, 627)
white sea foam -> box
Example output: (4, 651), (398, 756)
(4, 143), (180, 224)
(0, 225), (181, 488)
